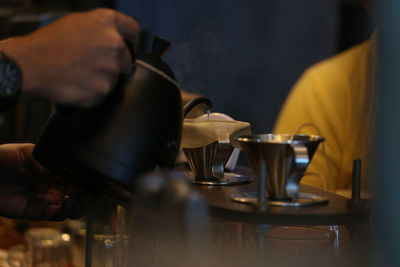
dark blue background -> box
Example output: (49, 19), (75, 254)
(116, 0), (369, 133)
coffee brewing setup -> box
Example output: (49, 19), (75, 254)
(29, 35), (367, 266)
(230, 134), (329, 207)
(181, 109), (253, 186)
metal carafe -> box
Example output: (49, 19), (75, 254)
(32, 37), (183, 202)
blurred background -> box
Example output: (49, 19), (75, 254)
(0, 0), (374, 144)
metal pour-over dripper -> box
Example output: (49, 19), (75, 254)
(183, 141), (219, 179)
(181, 97), (251, 186)
(182, 141), (250, 185)
(230, 134), (328, 207)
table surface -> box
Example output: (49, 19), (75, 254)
(191, 167), (369, 226)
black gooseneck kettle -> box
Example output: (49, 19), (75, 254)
(33, 37), (183, 202)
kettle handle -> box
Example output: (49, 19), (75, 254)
(285, 144), (309, 199)
(183, 97), (212, 118)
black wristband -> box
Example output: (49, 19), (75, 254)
(0, 51), (22, 112)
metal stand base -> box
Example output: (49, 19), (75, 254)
(230, 192), (329, 207)
(186, 172), (252, 185)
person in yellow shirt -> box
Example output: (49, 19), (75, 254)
(274, 33), (376, 195)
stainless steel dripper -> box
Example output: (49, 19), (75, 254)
(182, 141), (234, 179)
(235, 134), (324, 200)
(183, 141), (220, 180)
(181, 97), (251, 185)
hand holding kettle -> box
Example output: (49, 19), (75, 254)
(0, 9), (139, 220)
(0, 8), (140, 108)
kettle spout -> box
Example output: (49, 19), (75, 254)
(183, 97), (212, 118)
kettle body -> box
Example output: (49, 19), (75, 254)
(33, 38), (182, 201)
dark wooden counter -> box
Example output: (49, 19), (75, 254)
(191, 168), (369, 226)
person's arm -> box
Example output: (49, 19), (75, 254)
(0, 143), (86, 221)
(274, 68), (348, 191)
(0, 8), (140, 107)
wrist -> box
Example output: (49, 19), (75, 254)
(0, 41), (24, 111)
(0, 36), (41, 97)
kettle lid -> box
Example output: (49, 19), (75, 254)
(136, 36), (177, 85)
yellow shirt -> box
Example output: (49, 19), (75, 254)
(274, 37), (375, 192)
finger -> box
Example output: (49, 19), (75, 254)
(95, 46), (132, 76)
(23, 189), (71, 221)
(78, 93), (106, 108)
(118, 45), (134, 71)
(76, 71), (122, 107)
(11, 143), (41, 171)
(113, 12), (141, 48)
(23, 194), (68, 221)
(38, 188), (66, 204)
(53, 84), (98, 108)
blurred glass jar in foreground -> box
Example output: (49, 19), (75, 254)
(26, 228), (73, 267)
